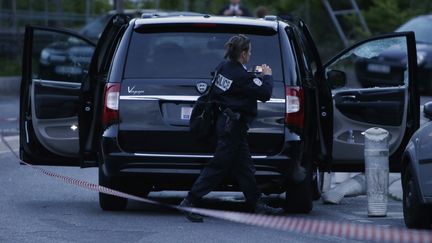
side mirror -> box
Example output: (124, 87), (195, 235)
(327, 70), (347, 89)
(423, 101), (432, 120)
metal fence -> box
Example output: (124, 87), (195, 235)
(0, 9), (94, 33)
(0, 8), (96, 57)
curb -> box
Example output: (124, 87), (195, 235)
(0, 76), (20, 95)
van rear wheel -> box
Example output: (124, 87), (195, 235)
(98, 166), (128, 211)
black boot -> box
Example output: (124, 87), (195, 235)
(254, 199), (284, 215)
(179, 198), (203, 223)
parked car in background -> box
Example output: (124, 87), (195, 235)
(402, 101), (432, 229)
(397, 15), (432, 93)
(38, 9), (202, 82)
(20, 14), (419, 212)
(355, 15), (432, 94)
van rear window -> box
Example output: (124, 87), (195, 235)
(124, 31), (283, 80)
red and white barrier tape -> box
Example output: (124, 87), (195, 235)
(0, 117), (18, 122)
(1, 135), (431, 243)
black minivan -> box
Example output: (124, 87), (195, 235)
(20, 14), (419, 212)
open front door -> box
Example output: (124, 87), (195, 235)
(324, 32), (419, 171)
(296, 20), (334, 169)
(20, 26), (96, 166)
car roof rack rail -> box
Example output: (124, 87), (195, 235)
(264, 15), (278, 21)
(141, 13), (158, 19)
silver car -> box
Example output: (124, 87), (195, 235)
(402, 102), (432, 229)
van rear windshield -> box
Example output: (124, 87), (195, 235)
(124, 30), (283, 80)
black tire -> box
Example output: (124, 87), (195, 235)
(402, 164), (432, 229)
(285, 170), (313, 214)
(98, 166), (128, 211)
(123, 177), (151, 198)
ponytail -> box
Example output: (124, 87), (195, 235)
(224, 34), (251, 62)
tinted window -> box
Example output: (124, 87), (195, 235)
(124, 31), (283, 80)
(326, 36), (409, 89)
(34, 29), (94, 83)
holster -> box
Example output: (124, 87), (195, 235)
(222, 108), (241, 133)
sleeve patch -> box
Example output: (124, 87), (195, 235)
(215, 74), (233, 92)
(253, 78), (263, 87)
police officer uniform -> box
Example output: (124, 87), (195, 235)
(184, 60), (274, 213)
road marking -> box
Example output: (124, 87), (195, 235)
(356, 219), (373, 224)
(352, 211), (404, 219)
(2, 133), (431, 243)
(0, 117), (18, 122)
(0, 135), (19, 155)
(0, 128), (19, 134)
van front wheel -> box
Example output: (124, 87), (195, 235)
(98, 166), (128, 211)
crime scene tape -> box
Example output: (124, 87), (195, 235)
(1, 135), (431, 243)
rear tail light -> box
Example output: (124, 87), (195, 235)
(102, 83), (120, 127)
(285, 86), (304, 128)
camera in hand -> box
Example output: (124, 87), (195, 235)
(250, 65), (262, 74)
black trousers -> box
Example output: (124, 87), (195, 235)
(186, 114), (261, 206)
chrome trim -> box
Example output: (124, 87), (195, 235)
(25, 121), (29, 143)
(134, 153), (267, 159)
(120, 168), (280, 176)
(120, 95), (285, 103)
(33, 79), (81, 89)
(121, 95), (198, 101)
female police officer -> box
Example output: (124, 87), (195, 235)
(180, 34), (284, 222)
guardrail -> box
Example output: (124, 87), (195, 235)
(0, 10), (94, 56)
(0, 9), (92, 23)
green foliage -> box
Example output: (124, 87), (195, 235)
(358, 0), (432, 35)
(363, 0), (411, 34)
(93, 0), (112, 14)
(0, 57), (21, 76)
(14, 0), (111, 15)
(5, 0), (432, 65)
(272, 0), (344, 60)
(160, 0), (183, 10)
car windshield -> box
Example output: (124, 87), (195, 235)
(124, 29), (283, 80)
(396, 16), (432, 44)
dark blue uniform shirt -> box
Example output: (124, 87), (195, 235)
(212, 60), (274, 122)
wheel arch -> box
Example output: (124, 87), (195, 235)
(402, 148), (428, 204)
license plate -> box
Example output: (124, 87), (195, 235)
(367, 64), (390, 73)
(181, 107), (193, 120)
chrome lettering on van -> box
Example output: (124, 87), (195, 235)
(127, 86), (145, 95)
(214, 74), (233, 92)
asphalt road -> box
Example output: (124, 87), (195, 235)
(0, 95), (430, 242)
(0, 146), (405, 243)
(0, 95), (19, 135)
